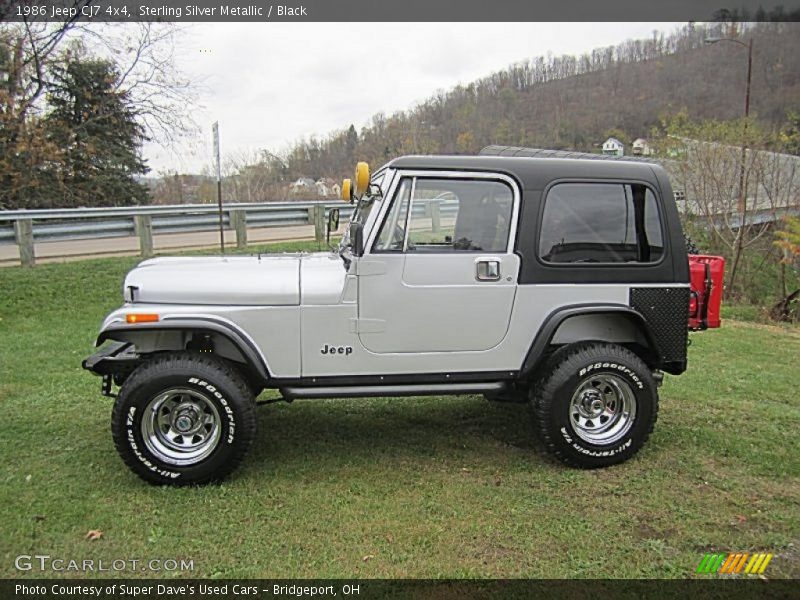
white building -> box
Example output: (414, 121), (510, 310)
(602, 137), (625, 157)
(632, 138), (653, 156)
(289, 177), (316, 194)
(315, 178), (341, 197)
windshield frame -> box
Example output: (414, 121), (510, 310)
(338, 167), (394, 255)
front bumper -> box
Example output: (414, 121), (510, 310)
(82, 342), (140, 397)
(82, 341), (136, 374)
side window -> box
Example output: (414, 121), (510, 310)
(538, 183), (664, 264)
(374, 177), (513, 253)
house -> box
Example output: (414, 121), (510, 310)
(315, 177), (340, 197)
(632, 138), (653, 156)
(289, 177), (316, 194)
(602, 137), (625, 156)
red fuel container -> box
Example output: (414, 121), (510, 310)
(688, 255), (726, 330)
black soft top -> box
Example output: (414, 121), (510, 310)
(386, 145), (666, 190)
(386, 144), (687, 298)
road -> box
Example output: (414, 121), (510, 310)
(0, 224), (328, 266)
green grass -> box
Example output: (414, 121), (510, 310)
(721, 304), (767, 324)
(0, 242), (798, 579)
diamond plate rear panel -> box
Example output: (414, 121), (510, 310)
(630, 287), (689, 365)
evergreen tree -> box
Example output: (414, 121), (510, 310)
(46, 58), (149, 206)
(345, 124), (358, 161)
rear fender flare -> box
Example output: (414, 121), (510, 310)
(520, 304), (661, 378)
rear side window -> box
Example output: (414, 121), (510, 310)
(538, 183), (664, 264)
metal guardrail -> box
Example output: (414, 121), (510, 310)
(0, 198), (460, 266)
(0, 201), (354, 246)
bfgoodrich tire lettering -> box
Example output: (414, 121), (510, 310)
(531, 343), (658, 468)
(111, 353), (256, 485)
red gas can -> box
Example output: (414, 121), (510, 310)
(688, 255), (726, 330)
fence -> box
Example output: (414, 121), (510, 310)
(0, 197), (464, 266)
(0, 201), (355, 266)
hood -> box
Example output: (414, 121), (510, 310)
(125, 255), (303, 306)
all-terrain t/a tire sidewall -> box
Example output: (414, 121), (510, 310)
(535, 345), (658, 468)
(111, 354), (256, 485)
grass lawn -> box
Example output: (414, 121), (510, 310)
(0, 241), (798, 579)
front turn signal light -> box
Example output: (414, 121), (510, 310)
(126, 313), (159, 324)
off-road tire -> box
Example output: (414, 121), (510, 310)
(111, 352), (257, 485)
(531, 343), (658, 468)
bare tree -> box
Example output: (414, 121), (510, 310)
(1, 11), (91, 208)
(1, 18), (198, 139)
(663, 120), (800, 297)
(1, 12), (198, 208)
(76, 23), (199, 146)
(222, 149), (273, 203)
(0, 3), (91, 119)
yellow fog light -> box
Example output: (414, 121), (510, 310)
(354, 161), (370, 197)
(341, 178), (352, 201)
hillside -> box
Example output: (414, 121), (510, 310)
(157, 21), (800, 204)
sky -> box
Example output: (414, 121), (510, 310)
(145, 22), (684, 174)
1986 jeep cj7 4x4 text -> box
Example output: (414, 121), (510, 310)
(84, 146), (725, 485)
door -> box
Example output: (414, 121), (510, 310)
(356, 173), (520, 354)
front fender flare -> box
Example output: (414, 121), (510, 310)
(97, 316), (272, 385)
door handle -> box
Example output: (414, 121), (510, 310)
(476, 259), (501, 281)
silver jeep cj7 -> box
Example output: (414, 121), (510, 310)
(84, 146), (725, 485)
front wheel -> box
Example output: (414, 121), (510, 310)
(531, 343), (658, 468)
(111, 353), (257, 485)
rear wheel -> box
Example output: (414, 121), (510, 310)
(531, 343), (658, 468)
(111, 352), (256, 485)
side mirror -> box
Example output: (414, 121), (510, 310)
(326, 208), (340, 244)
(349, 222), (364, 257)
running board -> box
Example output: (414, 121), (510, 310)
(280, 382), (507, 400)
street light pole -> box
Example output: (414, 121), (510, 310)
(705, 36), (753, 214)
(738, 39), (753, 216)
(705, 36), (754, 297)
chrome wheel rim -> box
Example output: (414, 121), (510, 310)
(569, 374), (637, 445)
(141, 388), (221, 466)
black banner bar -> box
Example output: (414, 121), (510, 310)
(2, 0), (800, 23)
(4, 579), (799, 600)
